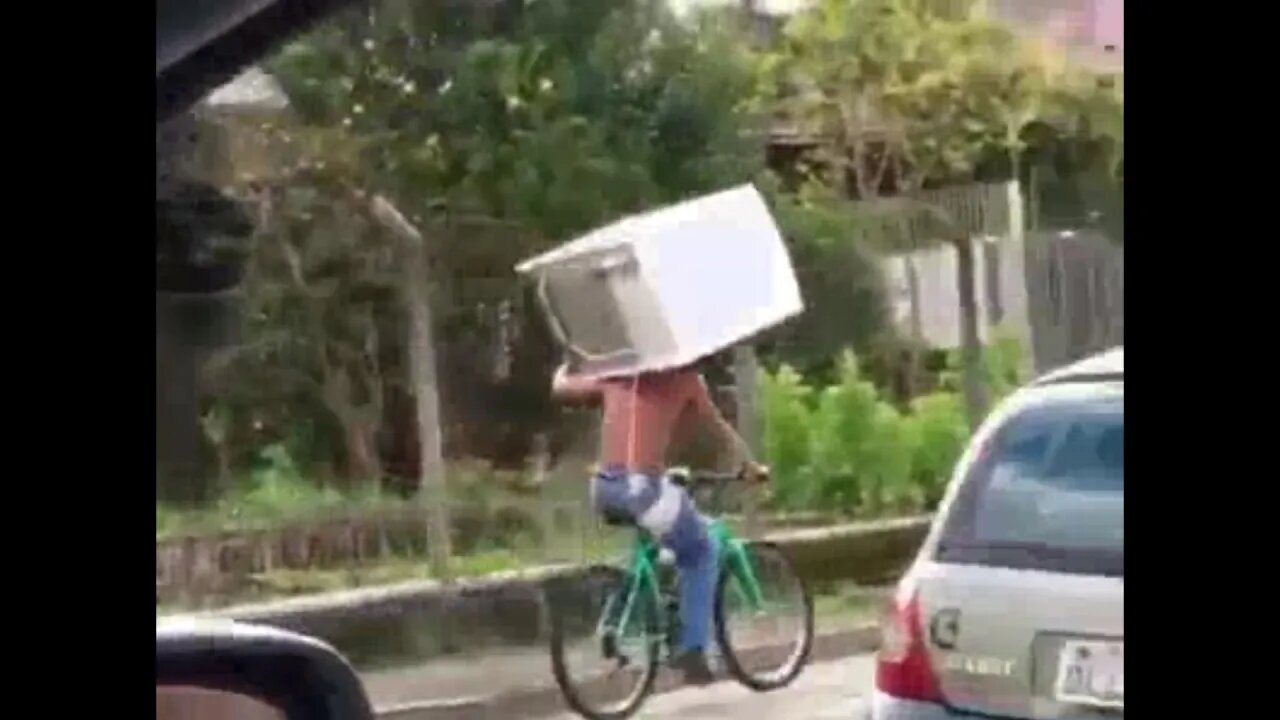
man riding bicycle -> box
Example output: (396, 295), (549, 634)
(551, 357), (768, 685)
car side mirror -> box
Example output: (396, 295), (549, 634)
(157, 686), (286, 720)
(156, 620), (375, 720)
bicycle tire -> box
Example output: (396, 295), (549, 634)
(714, 541), (814, 692)
(549, 565), (660, 720)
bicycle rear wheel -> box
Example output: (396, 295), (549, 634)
(714, 541), (814, 691)
(549, 565), (659, 719)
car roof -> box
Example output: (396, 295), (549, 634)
(1029, 346), (1123, 388)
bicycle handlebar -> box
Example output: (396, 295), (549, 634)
(668, 466), (770, 488)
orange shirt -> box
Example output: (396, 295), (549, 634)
(557, 368), (717, 475)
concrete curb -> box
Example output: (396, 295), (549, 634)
(374, 625), (880, 720)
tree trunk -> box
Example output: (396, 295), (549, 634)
(903, 255), (924, 401)
(343, 415), (383, 484)
(155, 349), (207, 505)
(953, 237), (988, 430)
(732, 344), (762, 538)
(400, 222), (453, 582)
(156, 299), (216, 506)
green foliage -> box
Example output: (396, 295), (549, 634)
(203, 0), (771, 482)
(760, 363), (815, 508)
(186, 0), (1107, 504)
(157, 444), (397, 537)
(939, 327), (1025, 402)
(233, 444), (347, 519)
(758, 338), (1026, 515)
(769, 0), (1121, 228)
(807, 353), (914, 511)
(757, 177), (893, 379)
(901, 391), (967, 504)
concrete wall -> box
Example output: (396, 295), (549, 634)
(188, 517), (930, 669)
(882, 228), (1122, 375)
(883, 236), (1035, 353)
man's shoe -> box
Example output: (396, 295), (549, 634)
(671, 649), (715, 686)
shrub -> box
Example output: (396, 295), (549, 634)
(865, 401), (915, 511)
(939, 327), (1026, 403)
(807, 352), (911, 512)
(759, 342), (1015, 516)
(903, 391), (969, 507)
(760, 363), (816, 510)
(221, 443), (347, 523)
(155, 448), (555, 559)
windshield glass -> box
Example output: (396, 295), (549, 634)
(156, 0), (1124, 694)
(937, 388), (1124, 576)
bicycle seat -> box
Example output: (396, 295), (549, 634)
(601, 508), (635, 527)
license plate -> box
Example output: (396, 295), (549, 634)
(1054, 639), (1123, 709)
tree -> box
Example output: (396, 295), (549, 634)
(771, 0), (1111, 427)
(197, 0), (770, 490)
(754, 174), (892, 385)
(202, 144), (402, 486)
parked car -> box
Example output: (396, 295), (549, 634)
(869, 347), (1123, 719)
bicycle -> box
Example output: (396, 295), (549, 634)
(548, 468), (814, 720)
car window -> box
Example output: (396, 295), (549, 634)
(937, 392), (1123, 576)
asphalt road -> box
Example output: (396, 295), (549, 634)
(546, 654), (875, 720)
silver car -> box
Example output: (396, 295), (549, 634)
(869, 348), (1123, 719)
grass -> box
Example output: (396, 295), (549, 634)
(156, 484), (409, 539)
(247, 550), (528, 597)
(811, 580), (887, 629)
(158, 529), (633, 613)
(246, 533), (635, 598)
(156, 453), (598, 541)
(158, 552), (528, 614)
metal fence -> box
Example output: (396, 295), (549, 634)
(1021, 230), (1122, 372)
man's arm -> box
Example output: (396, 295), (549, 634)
(688, 374), (760, 472)
(551, 363), (603, 404)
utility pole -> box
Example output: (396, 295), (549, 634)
(371, 195), (453, 581)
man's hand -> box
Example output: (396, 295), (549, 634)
(551, 362), (602, 404)
(560, 348), (582, 373)
(739, 462), (771, 484)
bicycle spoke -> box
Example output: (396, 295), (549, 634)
(716, 542), (814, 691)
(551, 566), (658, 719)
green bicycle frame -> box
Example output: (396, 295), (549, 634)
(596, 519), (767, 649)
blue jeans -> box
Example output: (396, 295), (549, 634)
(592, 468), (718, 654)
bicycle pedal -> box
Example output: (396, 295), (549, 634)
(601, 634), (619, 660)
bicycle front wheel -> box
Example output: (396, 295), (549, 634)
(549, 565), (659, 720)
(714, 541), (814, 691)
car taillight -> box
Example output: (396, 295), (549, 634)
(875, 589), (944, 703)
